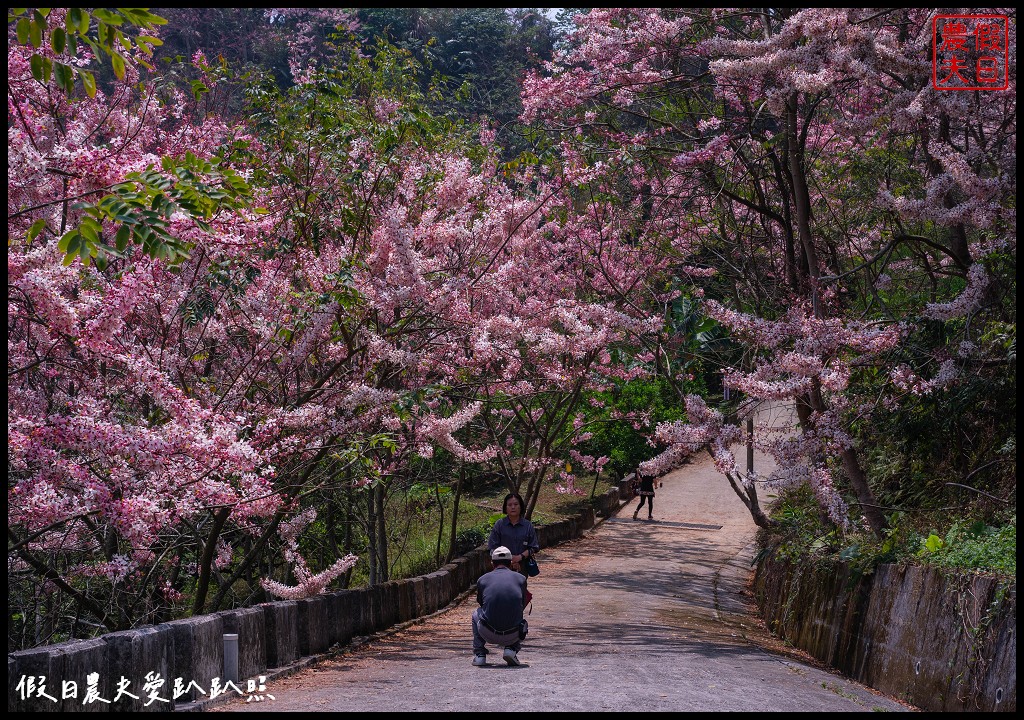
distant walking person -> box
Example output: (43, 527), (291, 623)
(488, 492), (539, 576)
(472, 546), (529, 666)
(632, 470), (660, 520)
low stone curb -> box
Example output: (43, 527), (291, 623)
(9, 488), (627, 713)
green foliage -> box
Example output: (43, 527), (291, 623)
(759, 485), (838, 564)
(9, 7), (165, 96)
(152, 8), (294, 92)
(355, 8), (556, 156)
(579, 376), (687, 479)
(454, 524), (489, 555)
(10, 9), (262, 270)
(761, 486), (1016, 580)
(243, 40), (478, 252)
(917, 517), (1016, 576)
(853, 317), (1015, 521)
(56, 153), (259, 268)
(662, 290), (732, 398)
(922, 533), (944, 553)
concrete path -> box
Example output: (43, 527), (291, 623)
(215, 402), (914, 712)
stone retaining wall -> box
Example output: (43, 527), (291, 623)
(8, 493), (610, 712)
(753, 554), (1016, 712)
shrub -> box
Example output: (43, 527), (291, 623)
(918, 516), (1016, 576)
(453, 525), (489, 555)
(759, 486), (1016, 580)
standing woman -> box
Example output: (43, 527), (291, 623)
(488, 492), (539, 575)
(632, 470), (659, 520)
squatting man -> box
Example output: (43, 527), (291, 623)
(471, 545), (529, 666)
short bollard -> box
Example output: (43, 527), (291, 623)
(224, 633), (239, 684)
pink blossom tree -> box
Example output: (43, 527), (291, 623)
(521, 8), (1015, 536)
(6, 10), (345, 632)
(10, 7), (1013, 648)
(9, 12), (669, 641)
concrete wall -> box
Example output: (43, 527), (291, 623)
(753, 554), (1016, 713)
(8, 487), (621, 712)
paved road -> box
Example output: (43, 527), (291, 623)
(216, 402), (913, 712)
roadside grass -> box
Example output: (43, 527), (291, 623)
(384, 473), (619, 582)
(759, 485), (1017, 579)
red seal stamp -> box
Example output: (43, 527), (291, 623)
(933, 14), (1009, 91)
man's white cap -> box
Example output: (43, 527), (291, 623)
(491, 546), (513, 561)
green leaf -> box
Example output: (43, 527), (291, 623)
(29, 53), (44, 82)
(29, 17), (42, 48)
(51, 26), (65, 53)
(190, 80), (208, 101)
(91, 9), (124, 26)
(838, 543), (860, 561)
(120, 9), (168, 27)
(58, 230), (78, 253)
(115, 225), (131, 252)
(110, 52), (126, 80)
(16, 17), (30, 45)
(27, 219), (47, 242)
(67, 8), (83, 33)
(79, 69), (96, 98)
(64, 234), (82, 259)
(53, 62), (74, 93)
(78, 218), (101, 244)
(924, 534), (944, 553)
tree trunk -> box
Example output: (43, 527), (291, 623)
(192, 507), (230, 615)
(366, 487), (377, 586)
(786, 93), (822, 289)
(209, 510), (283, 611)
(524, 465), (545, 520)
(434, 481), (445, 567)
(446, 463), (466, 563)
(342, 482), (354, 589)
(375, 482), (388, 582)
(722, 467), (776, 529)
(840, 448), (888, 536)
(785, 96), (887, 538)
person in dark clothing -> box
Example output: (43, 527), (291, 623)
(472, 546), (529, 666)
(487, 492), (539, 576)
(632, 470), (661, 520)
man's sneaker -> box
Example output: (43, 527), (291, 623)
(502, 648), (521, 666)
(472, 654), (486, 667)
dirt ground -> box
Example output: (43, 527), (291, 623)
(212, 402), (917, 712)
